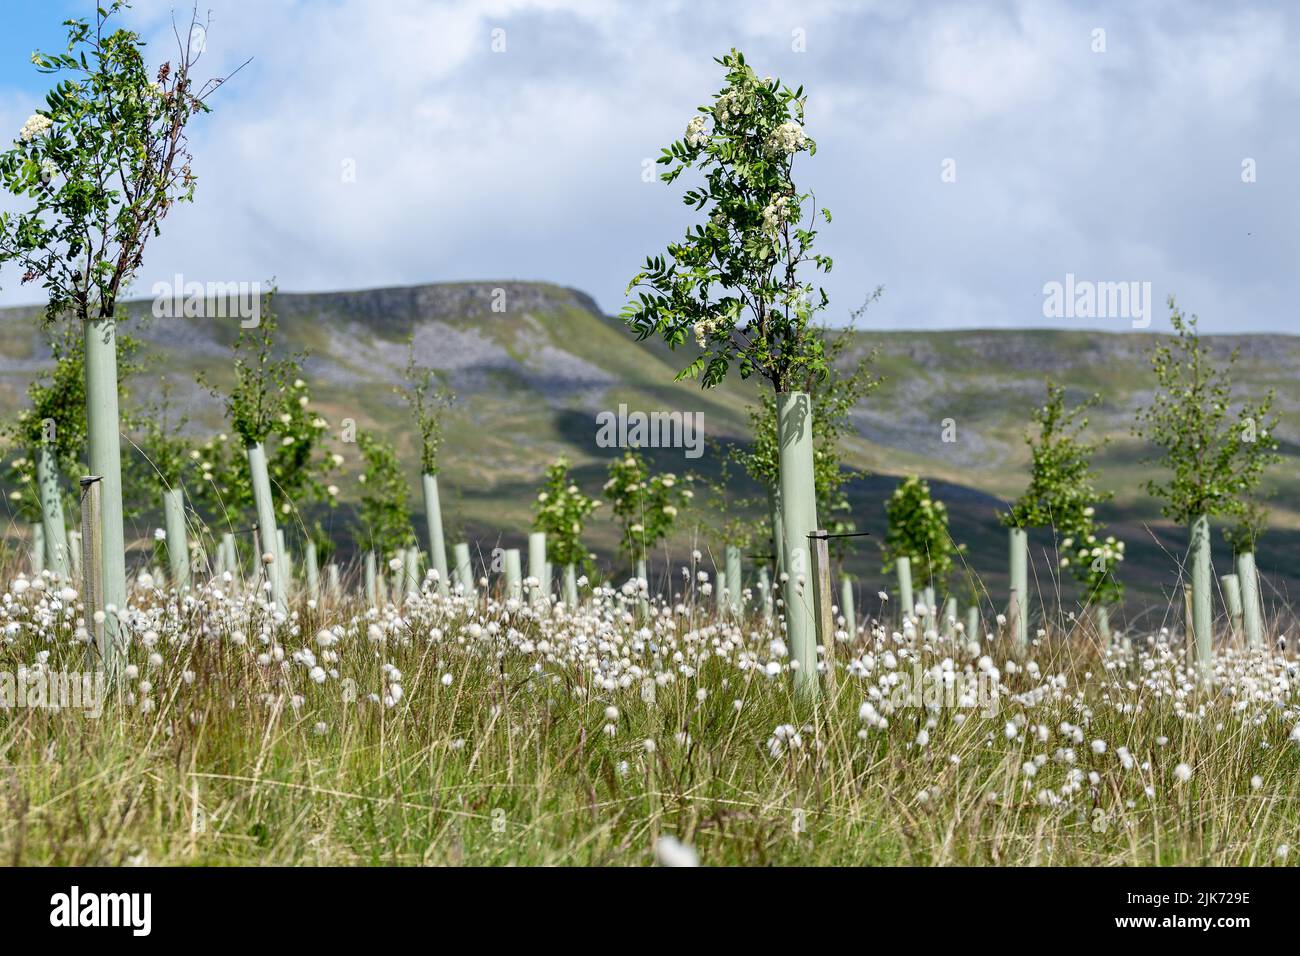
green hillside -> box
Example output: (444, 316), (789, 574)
(1, 281), (1296, 625)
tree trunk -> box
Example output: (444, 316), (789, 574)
(277, 528), (292, 598)
(758, 564), (772, 622)
(364, 551), (377, 607)
(635, 556), (649, 619)
(1095, 604), (1111, 642)
(30, 522), (45, 576)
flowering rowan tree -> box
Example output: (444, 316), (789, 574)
(1133, 298), (1279, 668)
(0, 1), (236, 649)
(623, 49), (832, 691)
(533, 458), (600, 574)
(623, 49), (830, 391)
(882, 477), (963, 593)
(604, 451), (691, 570)
(1004, 382), (1125, 619)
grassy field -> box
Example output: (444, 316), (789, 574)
(2, 556), (1298, 867)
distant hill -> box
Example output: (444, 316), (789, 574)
(1, 281), (1296, 625)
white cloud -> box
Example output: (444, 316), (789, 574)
(0, 0), (1296, 333)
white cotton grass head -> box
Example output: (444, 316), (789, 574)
(653, 835), (699, 867)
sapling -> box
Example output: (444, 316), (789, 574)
(1133, 299), (1280, 673)
(882, 477), (962, 620)
(398, 339), (454, 595)
(355, 430), (414, 563)
(204, 290), (337, 609)
(0, 1), (237, 655)
(1006, 382), (1125, 642)
(603, 450), (691, 576)
(623, 50), (833, 692)
(532, 458), (600, 606)
(2, 326), (89, 579)
(738, 292), (883, 572)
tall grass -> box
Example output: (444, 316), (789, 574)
(1, 555), (1298, 866)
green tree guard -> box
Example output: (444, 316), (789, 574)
(504, 548), (523, 602)
(162, 486), (190, 591)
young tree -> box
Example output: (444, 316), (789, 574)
(204, 289), (336, 608)
(0, 2), (236, 661)
(3, 325), (90, 577)
(355, 430), (412, 560)
(882, 476), (962, 601)
(622, 50), (832, 690)
(604, 450), (691, 574)
(398, 340), (454, 594)
(533, 458), (600, 602)
(739, 293), (883, 570)
(1133, 298), (1280, 671)
(1005, 382), (1124, 636)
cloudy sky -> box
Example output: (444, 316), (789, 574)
(0, 0), (1297, 332)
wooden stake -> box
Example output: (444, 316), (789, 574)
(810, 530), (836, 694)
